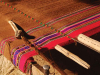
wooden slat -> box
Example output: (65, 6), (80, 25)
(55, 45), (90, 69)
(77, 34), (100, 53)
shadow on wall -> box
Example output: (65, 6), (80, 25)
(76, 0), (100, 5)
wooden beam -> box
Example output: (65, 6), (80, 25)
(77, 34), (100, 53)
(55, 45), (90, 69)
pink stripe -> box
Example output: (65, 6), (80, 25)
(0, 5), (99, 51)
(11, 44), (25, 55)
(69, 20), (100, 38)
(63, 14), (100, 34)
(26, 5), (99, 34)
(0, 37), (15, 54)
(19, 50), (38, 72)
(19, 20), (100, 72)
(16, 48), (31, 67)
(60, 12), (100, 31)
(46, 5), (99, 25)
(46, 6), (92, 23)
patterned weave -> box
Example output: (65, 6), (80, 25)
(11, 12), (100, 72)
(0, 0), (100, 74)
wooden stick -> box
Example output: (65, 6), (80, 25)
(8, 21), (22, 39)
(8, 20), (67, 75)
(8, 21), (18, 32)
(21, 36), (67, 75)
(77, 34), (100, 53)
(55, 45), (90, 69)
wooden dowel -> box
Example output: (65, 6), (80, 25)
(55, 45), (90, 69)
(77, 34), (100, 53)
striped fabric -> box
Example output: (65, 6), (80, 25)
(0, 0), (100, 74)
(12, 11), (100, 72)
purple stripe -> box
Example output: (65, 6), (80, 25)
(34, 14), (100, 46)
(61, 14), (100, 33)
(35, 33), (59, 45)
(13, 46), (29, 65)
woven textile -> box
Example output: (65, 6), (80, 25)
(0, 0), (100, 74)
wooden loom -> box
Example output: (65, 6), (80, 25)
(0, 0), (100, 75)
(8, 20), (100, 75)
